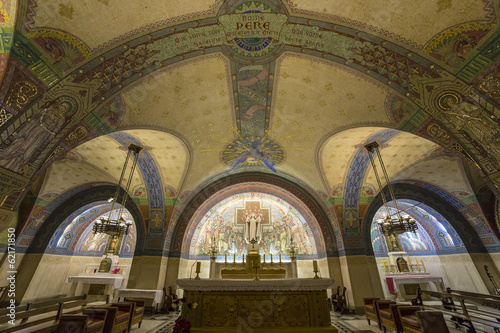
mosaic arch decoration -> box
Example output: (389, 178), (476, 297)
(189, 193), (318, 258)
(188, 192), (318, 259)
(370, 200), (466, 257)
(47, 202), (137, 258)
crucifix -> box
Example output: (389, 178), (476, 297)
(236, 201), (270, 242)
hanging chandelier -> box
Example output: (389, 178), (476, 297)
(364, 142), (418, 240)
(93, 143), (143, 238)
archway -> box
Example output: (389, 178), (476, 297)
(164, 172), (340, 289)
(364, 183), (500, 295)
(23, 202), (138, 300)
(4, 185), (144, 303)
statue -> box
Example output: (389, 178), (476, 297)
(244, 212), (262, 242)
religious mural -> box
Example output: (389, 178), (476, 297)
(371, 200), (464, 257)
(189, 193), (318, 258)
(53, 206), (136, 257)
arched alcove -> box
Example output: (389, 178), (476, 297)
(364, 184), (495, 297)
(24, 201), (138, 300)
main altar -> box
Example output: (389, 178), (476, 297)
(177, 278), (334, 329)
(175, 203), (336, 331)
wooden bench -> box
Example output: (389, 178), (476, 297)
(123, 298), (145, 330)
(413, 288), (500, 332)
(396, 306), (450, 333)
(0, 294), (108, 333)
(375, 300), (397, 333)
(100, 302), (134, 333)
(363, 298), (380, 328)
(55, 308), (107, 333)
(0, 303), (63, 333)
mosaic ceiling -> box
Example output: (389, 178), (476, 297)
(2, 0), (500, 256)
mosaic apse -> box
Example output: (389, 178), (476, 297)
(370, 200), (466, 257)
(188, 192), (319, 259)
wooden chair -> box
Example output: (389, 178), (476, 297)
(123, 298), (145, 330)
(332, 287), (347, 313)
(363, 298), (380, 327)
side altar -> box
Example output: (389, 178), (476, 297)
(176, 278), (334, 329)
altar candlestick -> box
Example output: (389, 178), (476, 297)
(263, 254), (266, 263)
(313, 260), (318, 271)
(415, 257), (420, 270)
(225, 254), (227, 264)
(279, 254), (282, 263)
(407, 255), (411, 266)
(421, 259), (426, 272)
(382, 260), (388, 273)
(242, 254), (245, 263)
(271, 254), (273, 264)
(84, 265), (87, 273)
(233, 254), (236, 263)
(196, 262), (201, 273)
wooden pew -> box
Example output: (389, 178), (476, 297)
(100, 302), (134, 333)
(363, 298), (380, 327)
(397, 306), (450, 333)
(375, 300), (397, 333)
(414, 288), (500, 332)
(55, 308), (107, 333)
(0, 303), (63, 333)
(123, 298), (145, 330)
(30, 294), (96, 315)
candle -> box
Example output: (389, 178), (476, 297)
(407, 255), (411, 266)
(271, 254), (273, 263)
(421, 259), (426, 272)
(313, 260), (318, 272)
(279, 253), (282, 263)
(84, 265), (87, 273)
(196, 262), (201, 273)
(263, 254), (266, 263)
(415, 257), (420, 270)
(242, 254), (245, 263)
(382, 260), (388, 273)
(233, 254), (236, 263)
(225, 254), (227, 263)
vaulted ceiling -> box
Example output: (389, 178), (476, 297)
(1, 0), (499, 241)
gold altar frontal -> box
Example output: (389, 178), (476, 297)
(176, 279), (335, 330)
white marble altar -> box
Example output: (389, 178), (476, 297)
(385, 274), (444, 301)
(67, 274), (124, 298)
(114, 288), (163, 312)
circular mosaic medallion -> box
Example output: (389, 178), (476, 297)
(231, 2), (275, 58)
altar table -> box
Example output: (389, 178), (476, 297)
(114, 289), (163, 313)
(67, 275), (124, 298)
(176, 278), (334, 328)
(385, 275), (444, 301)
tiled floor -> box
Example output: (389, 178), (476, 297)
(330, 311), (382, 333)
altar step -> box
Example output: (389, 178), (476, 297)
(190, 327), (339, 332)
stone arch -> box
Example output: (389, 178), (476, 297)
(169, 172), (338, 257)
(362, 182), (487, 255)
